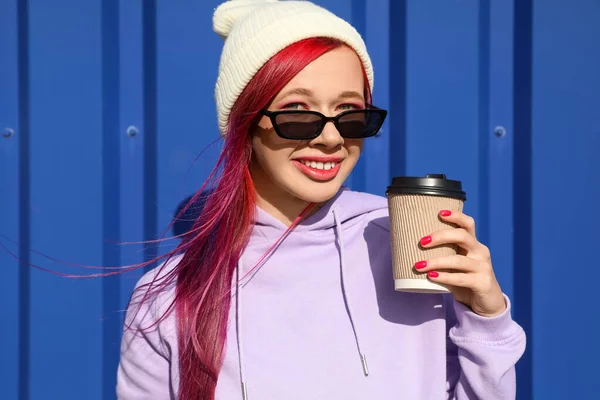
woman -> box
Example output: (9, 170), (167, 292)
(117, 1), (526, 399)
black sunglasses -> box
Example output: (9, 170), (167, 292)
(260, 105), (387, 140)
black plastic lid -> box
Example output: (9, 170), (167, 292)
(386, 174), (467, 201)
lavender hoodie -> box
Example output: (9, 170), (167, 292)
(117, 188), (526, 399)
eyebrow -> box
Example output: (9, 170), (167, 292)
(277, 88), (365, 102)
(277, 87), (314, 99)
(337, 90), (364, 101)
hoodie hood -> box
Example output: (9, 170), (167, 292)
(234, 187), (389, 399)
(117, 188), (526, 400)
(252, 186), (388, 239)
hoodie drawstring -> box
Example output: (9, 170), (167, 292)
(333, 206), (369, 377)
(235, 207), (369, 399)
(235, 265), (249, 400)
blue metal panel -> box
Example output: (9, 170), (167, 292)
(477, 0), (491, 259)
(513, 0), (533, 398)
(405, 0), (481, 221)
(16, 0), (31, 397)
(101, 0), (122, 398)
(118, 0), (146, 322)
(0, 0), (598, 398)
(28, 1), (103, 399)
(362, 0), (391, 196)
(487, 0), (515, 305)
(530, 1), (600, 398)
(347, 0), (366, 192)
(389, 0), (407, 178)
(0, 1), (20, 399)
(142, 0), (159, 270)
(486, 0), (519, 389)
(116, 3), (147, 396)
(155, 0), (224, 256)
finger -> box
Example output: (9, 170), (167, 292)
(420, 228), (482, 254)
(439, 210), (476, 237)
(426, 270), (477, 289)
(414, 255), (479, 273)
(428, 270), (499, 295)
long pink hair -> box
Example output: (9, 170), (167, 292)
(132, 37), (372, 400)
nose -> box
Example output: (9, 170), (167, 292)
(310, 120), (344, 149)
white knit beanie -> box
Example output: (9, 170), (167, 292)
(213, 0), (374, 136)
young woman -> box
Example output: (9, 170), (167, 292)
(117, 1), (526, 399)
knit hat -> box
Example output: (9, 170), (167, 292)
(213, 0), (374, 136)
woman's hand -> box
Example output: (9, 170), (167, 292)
(414, 210), (506, 318)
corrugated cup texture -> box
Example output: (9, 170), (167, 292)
(388, 194), (464, 290)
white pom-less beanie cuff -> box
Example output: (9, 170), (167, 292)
(213, 0), (374, 136)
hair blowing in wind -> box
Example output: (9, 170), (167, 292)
(122, 37), (372, 400)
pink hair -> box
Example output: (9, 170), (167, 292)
(129, 37), (373, 400)
(0, 34), (374, 400)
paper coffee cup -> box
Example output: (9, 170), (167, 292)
(386, 174), (466, 293)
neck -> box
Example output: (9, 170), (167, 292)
(250, 164), (316, 227)
(254, 186), (314, 227)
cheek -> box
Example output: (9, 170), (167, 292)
(256, 149), (279, 172)
(345, 139), (364, 160)
(251, 134), (295, 174)
(251, 137), (272, 170)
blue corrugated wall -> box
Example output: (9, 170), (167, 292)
(0, 0), (598, 399)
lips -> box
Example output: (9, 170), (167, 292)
(292, 157), (343, 181)
(297, 159), (338, 171)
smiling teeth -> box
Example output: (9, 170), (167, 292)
(301, 160), (337, 170)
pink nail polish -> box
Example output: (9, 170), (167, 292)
(414, 261), (427, 270)
(440, 210), (452, 217)
(420, 236), (432, 246)
(428, 271), (439, 278)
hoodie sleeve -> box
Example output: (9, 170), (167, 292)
(116, 272), (177, 400)
(444, 294), (526, 400)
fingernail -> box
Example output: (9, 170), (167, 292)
(440, 210), (452, 217)
(414, 261), (427, 270)
(420, 236), (432, 246)
(428, 271), (439, 278)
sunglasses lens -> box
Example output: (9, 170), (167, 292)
(274, 112), (323, 139)
(338, 110), (385, 138)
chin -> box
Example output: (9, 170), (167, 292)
(292, 180), (344, 204)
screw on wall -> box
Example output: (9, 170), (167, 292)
(494, 126), (507, 138)
(126, 126), (139, 137)
(2, 128), (15, 138)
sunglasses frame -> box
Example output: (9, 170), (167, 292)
(260, 104), (388, 140)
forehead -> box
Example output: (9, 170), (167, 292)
(279, 46), (365, 96)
